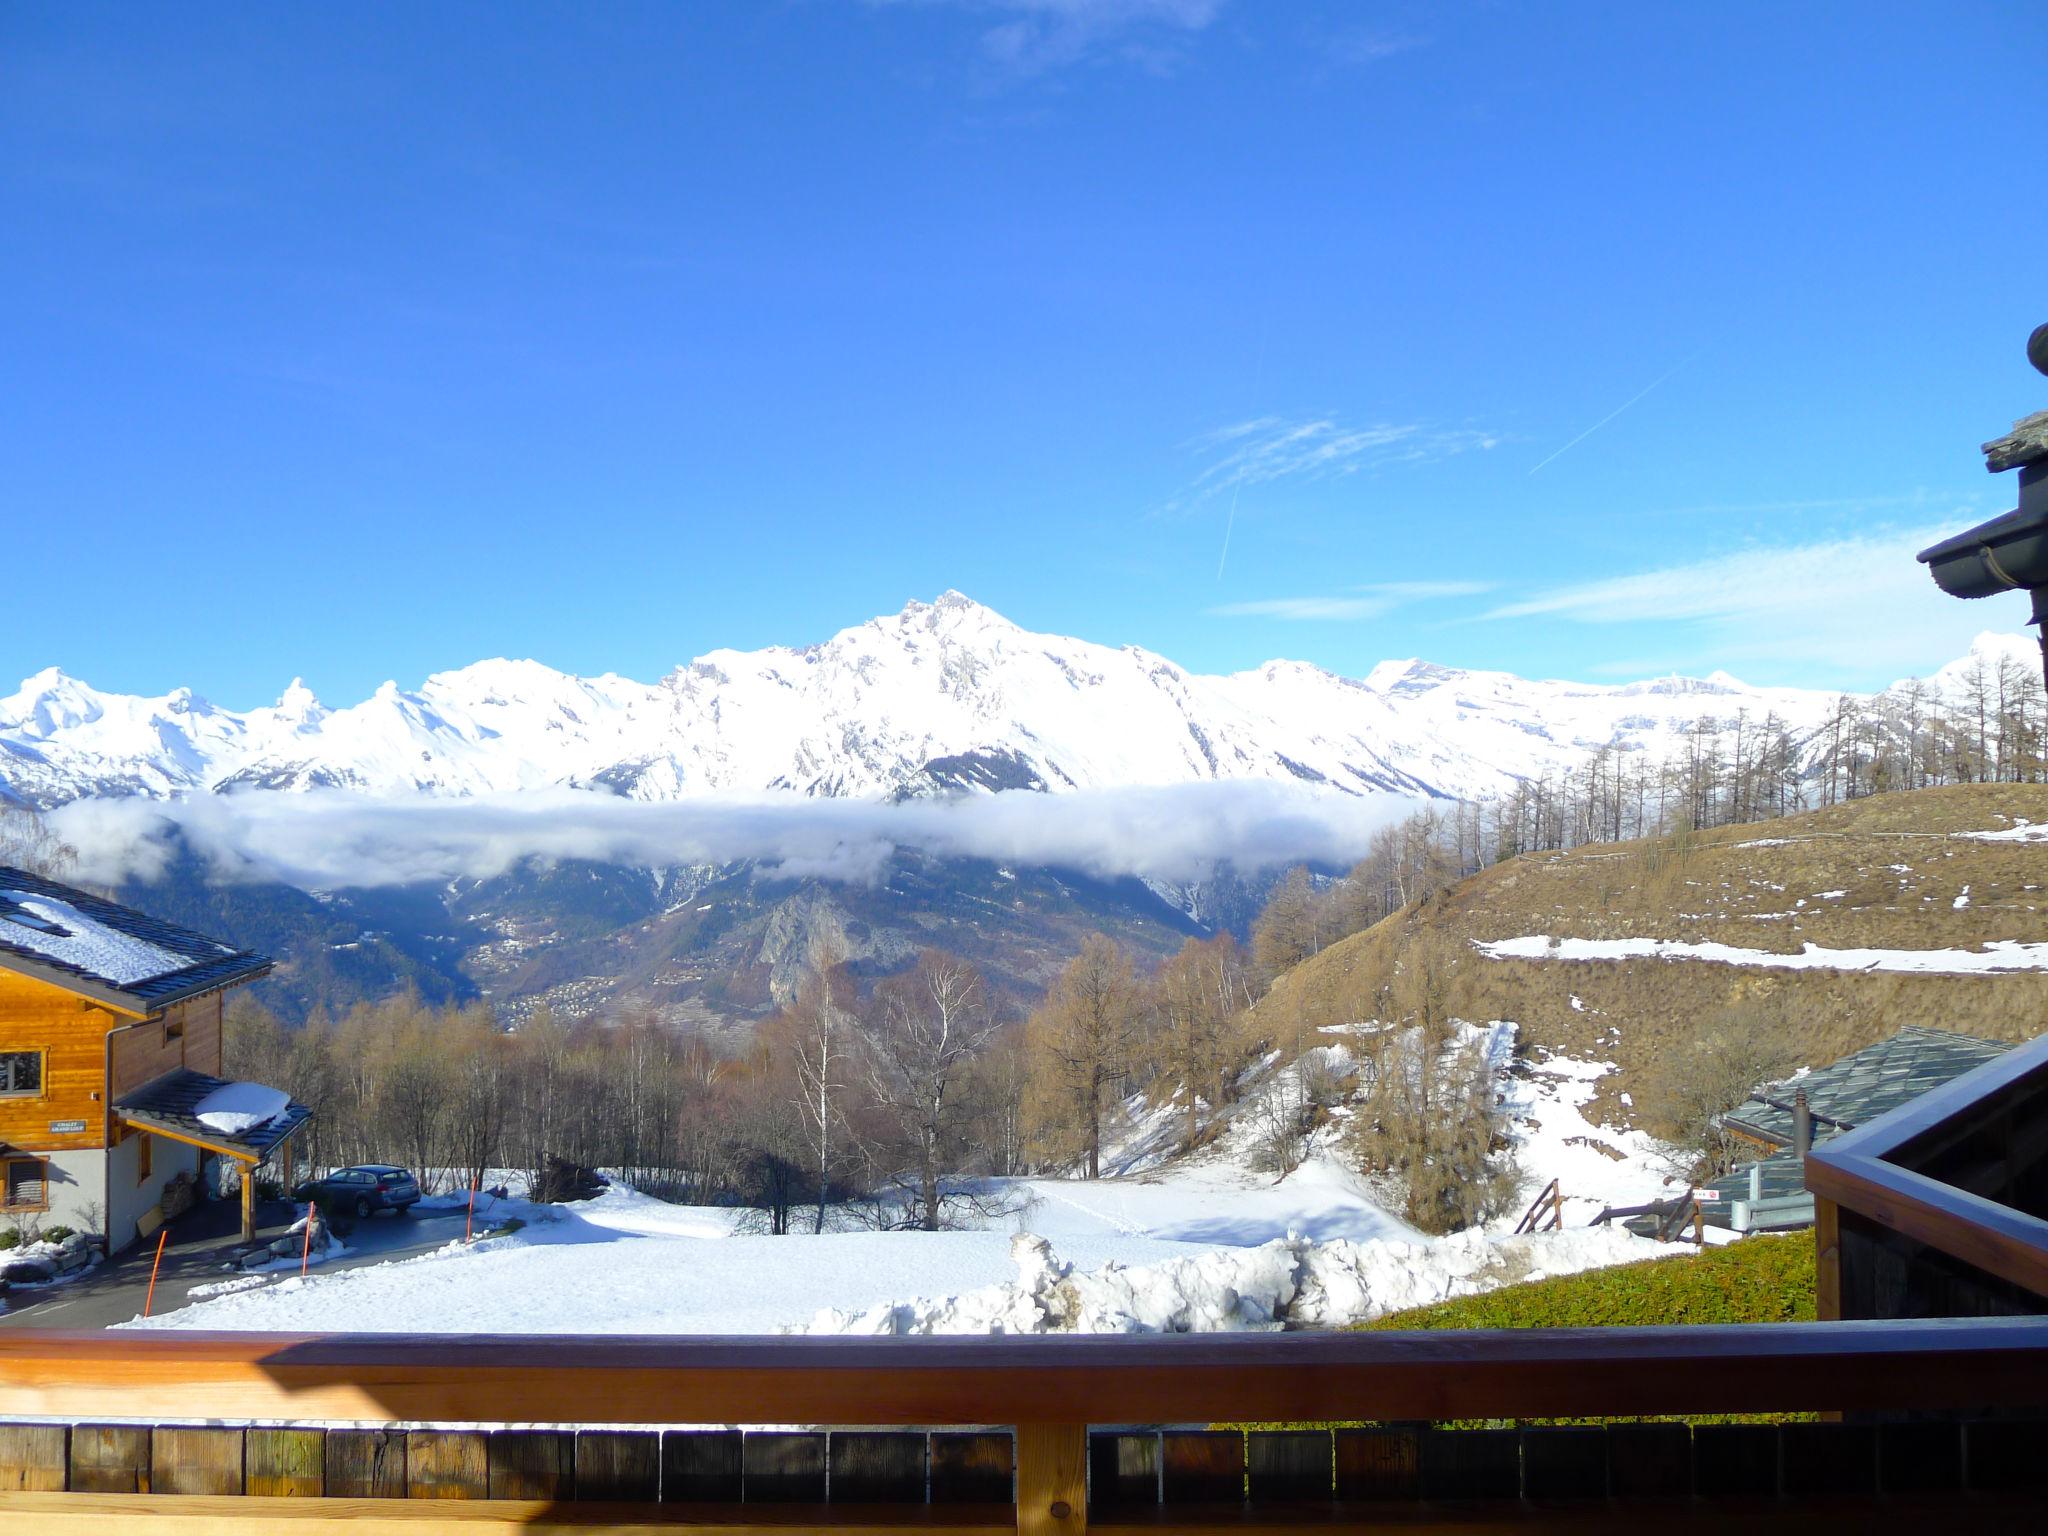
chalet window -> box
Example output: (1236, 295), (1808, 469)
(162, 1013), (184, 1043)
(2, 1158), (48, 1211)
(0, 1050), (43, 1097)
(137, 1132), (153, 1185)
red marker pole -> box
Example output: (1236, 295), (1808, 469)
(466, 1177), (479, 1242)
(142, 1227), (170, 1318)
(300, 1201), (317, 1277)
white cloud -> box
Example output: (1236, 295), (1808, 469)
(49, 781), (1420, 893)
(872, 0), (1226, 75)
(1482, 523), (2030, 682)
(1181, 416), (1499, 506)
(1210, 580), (1496, 622)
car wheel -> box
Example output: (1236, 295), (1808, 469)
(396, 1202), (415, 1217)
(354, 1195), (372, 1219)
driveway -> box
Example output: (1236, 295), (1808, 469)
(0, 1195), (477, 1330)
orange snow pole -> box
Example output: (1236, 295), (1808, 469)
(300, 1201), (317, 1277)
(466, 1177), (479, 1242)
(142, 1227), (170, 1318)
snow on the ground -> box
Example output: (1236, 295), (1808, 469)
(799, 1225), (1675, 1335)
(1475, 933), (2048, 975)
(121, 1022), (1687, 1336)
(1961, 819), (2048, 843)
(1490, 1027), (1685, 1227)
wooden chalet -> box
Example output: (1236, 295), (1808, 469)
(0, 865), (304, 1253)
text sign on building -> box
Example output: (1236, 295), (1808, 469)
(48, 1119), (87, 1134)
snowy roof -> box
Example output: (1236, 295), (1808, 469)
(115, 1069), (310, 1160)
(0, 865), (270, 1008)
(1720, 1025), (2012, 1149)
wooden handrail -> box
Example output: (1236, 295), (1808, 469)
(1805, 1031), (2048, 1300)
(3, 1320), (2046, 1426)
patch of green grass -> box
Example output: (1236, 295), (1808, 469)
(1361, 1234), (1815, 1332)
(1227, 1237), (1816, 1432)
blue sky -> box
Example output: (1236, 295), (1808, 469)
(3, 1), (2043, 708)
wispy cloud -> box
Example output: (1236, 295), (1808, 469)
(1482, 523), (2025, 681)
(1324, 28), (1427, 67)
(1178, 415), (1500, 508)
(49, 781), (1417, 892)
(1210, 580), (1496, 622)
(872, 0), (1228, 76)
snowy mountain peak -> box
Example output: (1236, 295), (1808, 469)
(0, 598), (2032, 812)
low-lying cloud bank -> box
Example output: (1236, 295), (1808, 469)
(50, 782), (1423, 891)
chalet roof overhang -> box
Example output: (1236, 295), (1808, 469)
(0, 946), (272, 1019)
(113, 1069), (312, 1165)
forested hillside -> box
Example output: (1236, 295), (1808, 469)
(1256, 783), (2048, 1130)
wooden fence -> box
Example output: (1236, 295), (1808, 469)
(3, 1321), (2047, 1529)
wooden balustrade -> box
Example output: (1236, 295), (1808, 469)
(3, 1321), (2047, 1528)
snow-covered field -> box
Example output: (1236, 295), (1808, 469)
(117, 1025), (1686, 1337)
(1475, 933), (2048, 975)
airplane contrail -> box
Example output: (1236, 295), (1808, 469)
(1528, 351), (1700, 475)
(1217, 323), (1269, 581)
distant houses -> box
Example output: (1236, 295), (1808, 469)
(1701, 1025), (2012, 1233)
(0, 866), (305, 1254)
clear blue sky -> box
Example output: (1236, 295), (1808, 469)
(4, 2), (2043, 708)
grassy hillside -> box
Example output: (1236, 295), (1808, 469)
(1362, 1236), (1814, 1330)
(1257, 783), (2048, 1125)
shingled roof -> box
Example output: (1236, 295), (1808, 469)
(1720, 1025), (2012, 1148)
(113, 1068), (311, 1161)
(0, 864), (271, 1011)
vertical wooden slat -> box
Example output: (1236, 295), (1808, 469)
(1017, 1423), (1086, 1536)
(489, 1430), (575, 1500)
(829, 1431), (926, 1503)
(1249, 1429), (1333, 1506)
(1606, 1422), (1690, 1500)
(1331, 1428), (1412, 1503)
(1086, 1430), (1157, 1509)
(1520, 1427), (1606, 1501)
(576, 1430), (661, 1503)
(930, 1431), (1012, 1504)
(1780, 1423), (1876, 1499)
(1160, 1430), (1242, 1505)
(406, 1430), (489, 1500)
(1965, 1419), (2048, 1492)
(661, 1430), (742, 1503)
(1419, 1427), (1520, 1502)
(1878, 1421), (1964, 1494)
(246, 1427), (324, 1497)
(1814, 1195), (1843, 1321)
(0, 1423), (67, 1492)
(1692, 1423), (1776, 1498)
(742, 1431), (826, 1503)
(326, 1428), (406, 1498)
(151, 1426), (244, 1496)
(68, 1424), (150, 1494)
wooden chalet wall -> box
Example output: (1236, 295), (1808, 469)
(0, 970), (120, 1155)
(108, 993), (222, 1101)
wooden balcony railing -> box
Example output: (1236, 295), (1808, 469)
(1806, 1029), (2048, 1319)
(3, 1320), (2048, 1529)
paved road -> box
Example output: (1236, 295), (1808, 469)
(0, 1198), (476, 1330)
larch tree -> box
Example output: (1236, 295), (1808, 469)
(1026, 934), (1142, 1178)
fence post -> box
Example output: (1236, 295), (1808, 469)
(1016, 1423), (1087, 1536)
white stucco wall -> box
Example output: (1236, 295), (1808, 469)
(12, 1147), (104, 1243)
(105, 1132), (201, 1254)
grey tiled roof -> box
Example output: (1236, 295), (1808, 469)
(1720, 1025), (2011, 1148)
(1697, 1148), (1811, 1228)
(0, 864), (271, 1006)
(114, 1069), (312, 1161)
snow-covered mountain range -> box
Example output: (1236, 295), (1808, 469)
(0, 591), (2031, 811)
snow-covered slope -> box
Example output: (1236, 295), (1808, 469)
(2, 592), (2033, 809)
